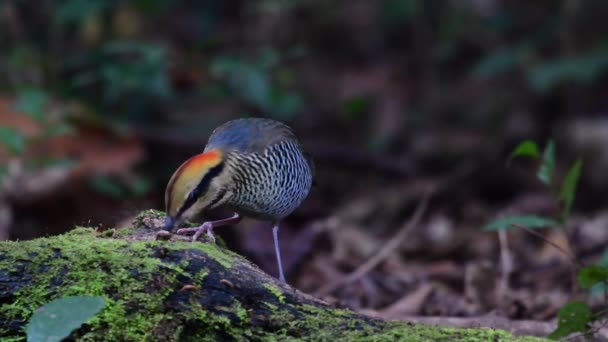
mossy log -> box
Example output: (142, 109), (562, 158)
(0, 210), (545, 341)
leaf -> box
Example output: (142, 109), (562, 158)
(508, 140), (540, 163)
(537, 140), (555, 185)
(208, 54), (301, 118)
(482, 215), (559, 231)
(130, 176), (151, 196)
(342, 96), (370, 120)
(589, 250), (608, 297)
(471, 45), (530, 79)
(528, 46), (608, 93)
(599, 248), (608, 267)
(15, 87), (49, 121)
(548, 301), (593, 339)
(26, 296), (105, 342)
(559, 159), (583, 220)
(0, 165), (8, 181)
(88, 176), (125, 198)
(46, 121), (75, 137)
(578, 265), (608, 289)
(56, 0), (108, 25)
(0, 127), (26, 155)
(380, 0), (422, 23)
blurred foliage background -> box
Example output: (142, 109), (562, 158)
(3, 0), (608, 327)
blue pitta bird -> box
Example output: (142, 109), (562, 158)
(162, 118), (313, 283)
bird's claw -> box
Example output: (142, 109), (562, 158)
(176, 222), (215, 243)
(192, 222), (215, 243)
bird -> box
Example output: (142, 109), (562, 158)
(162, 117), (313, 283)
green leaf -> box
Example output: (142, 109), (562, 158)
(471, 45), (530, 79)
(578, 265), (608, 289)
(0, 165), (8, 181)
(508, 140), (540, 162)
(537, 140), (555, 185)
(88, 176), (125, 198)
(342, 96), (370, 120)
(482, 215), (559, 231)
(15, 87), (49, 121)
(528, 46), (608, 93)
(0, 127), (26, 155)
(380, 0), (422, 23)
(559, 159), (583, 220)
(548, 301), (593, 339)
(590, 250), (608, 297)
(209, 54), (301, 118)
(26, 296), (105, 342)
(56, 0), (108, 25)
(46, 122), (75, 137)
(130, 177), (151, 196)
(599, 248), (608, 267)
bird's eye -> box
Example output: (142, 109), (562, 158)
(188, 188), (200, 202)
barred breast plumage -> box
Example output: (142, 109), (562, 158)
(205, 118), (313, 220)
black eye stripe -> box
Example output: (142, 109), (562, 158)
(177, 161), (225, 217)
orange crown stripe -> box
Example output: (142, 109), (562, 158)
(168, 149), (222, 191)
(181, 149), (222, 176)
(165, 149), (223, 216)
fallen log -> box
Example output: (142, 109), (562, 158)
(0, 210), (545, 341)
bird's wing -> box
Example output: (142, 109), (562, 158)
(205, 118), (298, 154)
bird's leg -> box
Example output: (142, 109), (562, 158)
(176, 213), (241, 242)
(273, 224), (286, 283)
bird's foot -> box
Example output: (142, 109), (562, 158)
(176, 222), (215, 243)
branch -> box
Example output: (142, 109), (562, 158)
(511, 223), (580, 267)
(315, 194), (429, 296)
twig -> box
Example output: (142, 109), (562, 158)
(497, 229), (513, 314)
(315, 194), (429, 296)
(593, 307), (608, 320)
(512, 223), (580, 296)
(511, 223), (580, 267)
(563, 317), (608, 342)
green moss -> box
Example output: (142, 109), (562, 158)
(111, 226), (139, 238)
(0, 213), (548, 342)
(67, 226), (98, 236)
(193, 269), (209, 283)
(129, 209), (234, 268)
(0, 229), (218, 341)
(0, 224), (257, 340)
(269, 304), (546, 342)
(0, 337), (23, 342)
(183, 239), (235, 269)
(232, 300), (249, 322)
(133, 209), (166, 225)
(366, 322), (542, 342)
(264, 302), (279, 311)
(178, 299), (253, 342)
(263, 284), (286, 304)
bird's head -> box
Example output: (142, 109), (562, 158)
(163, 149), (229, 231)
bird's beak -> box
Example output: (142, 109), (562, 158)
(163, 216), (175, 231)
